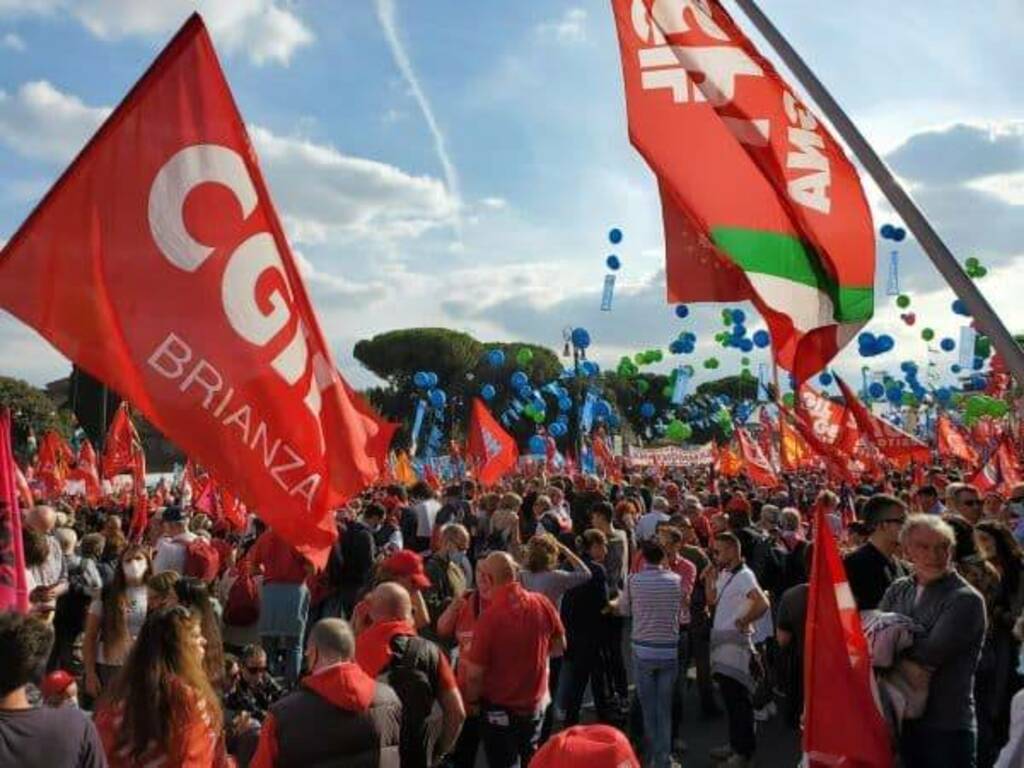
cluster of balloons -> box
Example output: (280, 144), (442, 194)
(858, 332), (895, 357)
(880, 223), (907, 241)
(899, 361), (928, 403)
(669, 332), (697, 355)
(633, 349), (664, 366)
(964, 256), (987, 279)
(412, 370), (448, 411)
(964, 395), (1009, 425)
(617, 356), (640, 377)
(715, 308), (755, 352)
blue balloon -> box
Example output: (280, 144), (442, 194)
(892, 227), (906, 242)
(935, 387), (952, 403)
(880, 224), (895, 240)
(413, 371), (430, 388)
(818, 372), (833, 386)
(557, 414), (569, 425)
(752, 329), (770, 348)
(426, 372), (439, 388)
(952, 299), (970, 317)
(868, 382), (885, 399)
(510, 371), (528, 389)
(951, 364), (962, 374)
(571, 328), (591, 350)
(876, 335), (895, 353)
(558, 397), (572, 412)
(675, 304), (690, 319)
(940, 337), (956, 352)
(582, 361), (600, 377)
(739, 339), (753, 353)
(428, 388), (447, 408)
(487, 349), (505, 367)
(732, 309), (746, 324)
(639, 403), (656, 419)
(528, 435), (548, 455)
(608, 228), (623, 244)
(669, 340), (684, 354)
(594, 401), (612, 419)
(606, 255), (621, 271)
(973, 356), (984, 370)
(517, 384), (533, 399)
(481, 384), (496, 401)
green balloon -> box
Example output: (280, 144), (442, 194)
(662, 386), (674, 398)
(896, 294), (911, 309)
(976, 337), (992, 359)
(516, 347), (533, 366)
(740, 356), (750, 366)
(966, 256), (979, 269)
(651, 350), (664, 362)
(532, 410), (546, 424)
(636, 379), (650, 394)
(901, 392), (917, 407)
(634, 352), (646, 365)
(665, 419), (691, 442)
(782, 392), (796, 407)
(974, 266), (988, 278)
(921, 328), (935, 341)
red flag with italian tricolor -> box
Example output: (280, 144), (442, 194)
(610, 0), (874, 382)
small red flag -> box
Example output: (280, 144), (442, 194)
(35, 430), (74, 498)
(466, 399), (518, 487)
(936, 413), (979, 468)
(102, 403), (142, 479)
(66, 438), (102, 503)
(0, 409), (29, 613)
(736, 427), (778, 487)
(834, 375), (929, 469)
(970, 437), (1022, 496)
(804, 505), (892, 766)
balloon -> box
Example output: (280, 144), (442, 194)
(517, 384), (533, 399)
(940, 338), (956, 352)
(703, 358), (719, 369)
(510, 371), (528, 389)
(921, 328), (935, 342)
(952, 299), (970, 317)
(413, 371), (430, 389)
(665, 420), (692, 442)
(739, 338), (753, 353)
(973, 266), (987, 278)
(976, 337), (992, 359)
(639, 402), (656, 419)
(732, 309), (746, 324)
(965, 256), (979, 269)
(636, 379), (650, 394)
(594, 400), (612, 419)
(426, 372), (439, 388)
(651, 350), (663, 363)
(892, 227), (906, 242)
(516, 347), (534, 366)
(428, 389), (447, 408)
(752, 329), (770, 348)
(481, 384), (496, 401)
(782, 392), (796, 407)
(880, 223), (895, 239)
(558, 396), (572, 412)
(528, 435), (547, 455)
(741, 357), (750, 366)
(901, 312), (916, 326)
(951, 364), (962, 374)
(868, 382), (885, 399)
(608, 227), (623, 244)
(818, 372), (833, 386)
(876, 334), (895, 353)
(935, 387), (952, 403)
(571, 328), (591, 349)
(606, 254), (621, 271)
(675, 304), (689, 319)
(896, 294), (911, 309)
(682, 365), (695, 377)
(581, 361), (600, 377)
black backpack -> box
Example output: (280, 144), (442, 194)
(381, 634), (444, 768)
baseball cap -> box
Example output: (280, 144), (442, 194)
(530, 725), (639, 768)
(40, 670), (75, 699)
(162, 505), (187, 524)
(381, 550), (431, 590)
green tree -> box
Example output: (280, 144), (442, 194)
(0, 376), (72, 461)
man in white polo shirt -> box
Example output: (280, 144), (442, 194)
(152, 505), (196, 574)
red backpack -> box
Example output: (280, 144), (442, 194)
(183, 538), (220, 582)
(224, 562), (260, 627)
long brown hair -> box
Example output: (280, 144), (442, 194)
(174, 577), (225, 688)
(100, 545), (152, 660)
(106, 606), (221, 760)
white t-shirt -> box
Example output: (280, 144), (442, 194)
(89, 585), (148, 665)
(152, 531), (197, 574)
(713, 565), (759, 635)
(414, 499), (441, 540)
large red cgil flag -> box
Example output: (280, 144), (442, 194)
(466, 399), (519, 487)
(0, 15), (385, 566)
(804, 504), (893, 767)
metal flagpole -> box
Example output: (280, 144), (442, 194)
(732, 0), (1024, 387)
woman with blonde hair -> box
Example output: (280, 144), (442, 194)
(83, 544), (152, 697)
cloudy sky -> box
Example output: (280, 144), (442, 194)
(0, 0), (1022, 395)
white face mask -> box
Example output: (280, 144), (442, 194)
(123, 560), (147, 583)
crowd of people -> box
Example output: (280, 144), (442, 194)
(3, 462), (1024, 768)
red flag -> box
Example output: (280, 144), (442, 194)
(797, 384), (860, 457)
(35, 430), (73, 498)
(128, 448), (149, 542)
(804, 505), (892, 766)
(834, 374), (930, 469)
(779, 413), (816, 471)
(736, 427), (778, 487)
(970, 437), (1022, 496)
(466, 399), (518, 487)
(0, 409), (29, 613)
(611, 0), (874, 383)
(218, 486), (247, 532)
(66, 438), (102, 503)
(714, 441), (744, 477)
(102, 403), (142, 479)
(13, 462), (34, 511)
(0, 16), (380, 566)
(781, 404), (855, 483)
(936, 413), (979, 467)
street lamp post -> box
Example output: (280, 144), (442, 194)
(562, 326), (586, 461)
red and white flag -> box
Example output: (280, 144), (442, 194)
(834, 374), (930, 469)
(102, 403), (142, 479)
(970, 437), (1022, 496)
(936, 413), (979, 467)
(0, 15), (383, 566)
(804, 504), (893, 766)
(66, 438), (102, 502)
(736, 427), (778, 487)
(466, 399), (518, 487)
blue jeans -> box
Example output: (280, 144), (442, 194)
(634, 653), (678, 768)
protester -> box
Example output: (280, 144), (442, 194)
(423, 523), (471, 640)
(146, 570), (180, 612)
(0, 612), (105, 767)
(174, 576), (227, 689)
(844, 494), (909, 610)
(151, 506), (196, 574)
(230, 644), (285, 721)
(25, 504), (69, 624)
(530, 724), (640, 768)
(947, 483), (984, 526)
(879, 514), (987, 767)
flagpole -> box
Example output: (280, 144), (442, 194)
(731, 0), (1024, 388)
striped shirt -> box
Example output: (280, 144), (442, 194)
(620, 564), (682, 660)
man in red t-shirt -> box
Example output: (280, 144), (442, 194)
(462, 552), (566, 768)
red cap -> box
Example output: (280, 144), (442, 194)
(381, 550), (431, 590)
(40, 670), (75, 699)
(529, 725), (639, 768)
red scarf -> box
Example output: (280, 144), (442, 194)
(355, 619), (416, 677)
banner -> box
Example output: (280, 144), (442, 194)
(611, 0), (874, 383)
(0, 15), (382, 566)
(0, 409), (29, 613)
(625, 443), (715, 468)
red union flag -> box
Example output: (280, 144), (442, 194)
(0, 15), (381, 566)
(466, 399), (518, 487)
(736, 427), (777, 487)
(611, 0), (874, 382)
(834, 375), (930, 469)
(936, 413), (979, 467)
(102, 403), (142, 479)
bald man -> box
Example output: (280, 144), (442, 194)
(462, 552), (566, 768)
(356, 583), (465, 768)
(26, 505), (68, 623)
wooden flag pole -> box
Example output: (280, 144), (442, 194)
(732, 0), (1024, 386)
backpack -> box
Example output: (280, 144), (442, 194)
(381, 634), (443, 768)
(224, 564), (260, 626)
(183, 538), (220, 582)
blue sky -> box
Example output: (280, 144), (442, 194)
(1, 0), (1023, 396)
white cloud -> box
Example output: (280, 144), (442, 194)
(479, 196), (507, 210)
(249, 124), (457, 243)
(967, 171), (1024, 206)
(0, 0), (312, 66)
(293, 251), (384, 306)
(1, 31), (24, 50)
(536, 8), (587, 44)
(0, 80), (110, 161)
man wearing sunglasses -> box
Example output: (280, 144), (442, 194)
(843, 494), (908, 610)
(946, 483), (983, 526)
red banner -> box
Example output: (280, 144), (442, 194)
(0, 15), (383, 566)
(0, 410), (29, 613)
(66, 438), (102, 502)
